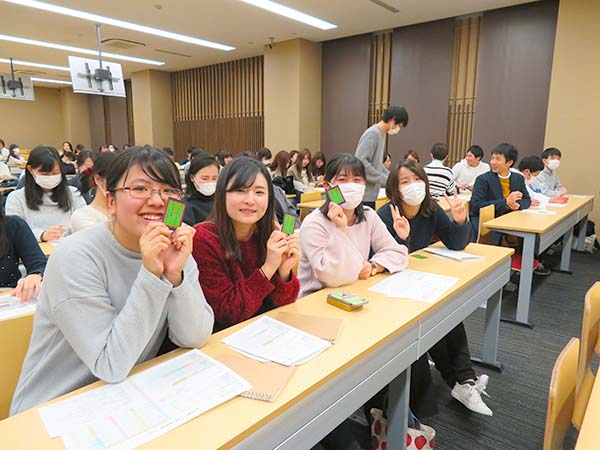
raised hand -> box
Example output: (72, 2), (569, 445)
(162, 224), (196, 286)
(444, 189), (467, 224)
(390, 204), (410, 239)
(327, 202), (348, 228)
(262, 230), (289, 279)
(278, 234), (301, 279)
(140, 222), (172, 280)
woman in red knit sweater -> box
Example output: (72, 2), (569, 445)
(192, 156), (301, 332)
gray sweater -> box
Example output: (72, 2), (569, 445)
(355, 124), (387, 202)
(10, 223), (214, 415)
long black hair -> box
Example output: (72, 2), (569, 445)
(79, 152), (116, 198)
(106, 146), (181, 195)
(319, 153), (367, 224)
(185, 155), (220, 198)
(0, 192), (7, 255)
(385, 159), (437, 218)
(211, 157), (275, 262)
(25, 146), (72, 212)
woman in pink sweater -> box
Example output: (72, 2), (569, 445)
(298, 153), (409, 298)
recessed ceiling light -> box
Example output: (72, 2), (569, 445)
(239, 0), (337, 30)
(31, 77), (72, 85)
(0, 34), (165, 65)
(2, 0), (235, 51)
(0, 58), (69, 72)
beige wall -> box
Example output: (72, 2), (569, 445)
(60, 89), (92, 149)
(264, 38), (321, 152)
(131, 70), (174, 148)
(545, 0), (600, 223)
(0, 87), (64, 149)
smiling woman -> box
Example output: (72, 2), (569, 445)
(9, 145), (215, 416)
(192, 156), (300, 332)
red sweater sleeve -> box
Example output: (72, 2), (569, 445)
(192, 224), (297, 328)
(269, 272), (300, 308)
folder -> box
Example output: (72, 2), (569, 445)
(214, 354), (295, 402)
(275, 311), (344, 344)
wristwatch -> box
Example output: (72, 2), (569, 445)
(369, 261), (378, 277)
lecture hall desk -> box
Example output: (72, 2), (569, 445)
(0, 243), (513, 450)
(484, 195), (594, 328)
(574, 373), (600, 450)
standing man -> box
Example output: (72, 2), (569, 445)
(355, 106), (409, 209)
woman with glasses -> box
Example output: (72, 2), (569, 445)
(192, 157), (300, 332)
(5, 146), (86, 242)
(10, 146), (214, 415)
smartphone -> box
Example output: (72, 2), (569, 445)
(327, 290), (368, 311)
(163, 197), (187, 230)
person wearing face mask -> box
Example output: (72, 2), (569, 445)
(70, 152), (116, 232)
(355, 105), (409, 208)
(530, 147), (567, 197)
(298, 154), (408, 298)
(518, 156), (568, 208)
(183, 156), (220, 226)
(377, 160), (493, 417)
(192, 157), (300, 332)
(6, 146), (86, 242)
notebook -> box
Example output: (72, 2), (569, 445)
(214, 354), (295, 402)
(275, 311), (344, 344)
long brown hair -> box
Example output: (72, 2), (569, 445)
(385, 159), (437, 217)
(294, 148), (312, 173)
(269, 151), (289, 178)
(212, 157), (275, 262)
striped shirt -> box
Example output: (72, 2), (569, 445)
(424, 160), (455, 198)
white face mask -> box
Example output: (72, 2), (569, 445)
(400, 181), (427, 206)
(547, 159), (560, 170)
(338, 182), (366, 210)
(193, 179), (217, 196)
(387, 126), (400, 136)
(34, 173), (62, 190)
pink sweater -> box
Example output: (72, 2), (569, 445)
(298, 208), (409, 298)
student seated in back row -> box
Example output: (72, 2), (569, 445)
(192, 157), (300, 332)
(10, 146), (214, 415)
(530, 147), (567, 197)
(518, 156), (568, 207)
(452, 144), (490, 192)
(424, 142), (456, 199)
(470, 143), (531, 245)
(378, 160), (492, 416)
(183, 155), (220, 226)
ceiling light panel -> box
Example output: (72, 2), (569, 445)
(239, 0), (337, 30)
(0, 34), (165, 65)
(0, 58), (69, 71)
(2, 0), (235, 51)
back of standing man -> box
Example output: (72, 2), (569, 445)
(355, 106), (409, 209)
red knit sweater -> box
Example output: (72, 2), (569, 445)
(192, 222), (299, 331)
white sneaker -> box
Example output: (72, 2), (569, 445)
(476, 374), (490, 393)
(451, 380), (493, 416)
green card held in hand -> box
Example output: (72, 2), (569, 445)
(327, 185), (345, 205)
(164, 197), (187, 230)
(282, 214), (296, 235)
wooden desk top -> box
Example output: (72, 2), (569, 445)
(38, 242), (55, 257)
(0, 243), (512, 450)
(484, 195), (594, 234)
(575, 373), (600, 449)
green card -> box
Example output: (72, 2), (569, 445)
(282, 214), (296, 235)
(327, 185), (345, 205)
(411, 254), (427, 260)
(164, 197), (186, 230)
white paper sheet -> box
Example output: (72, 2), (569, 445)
(523, 209), (557, 215)
(424, 247), (482, 261)
(0, 296), (36, 320)
(547, 202), (568, 208)
(566, 194), (587, 199)
(368, 270), (460, 303)
(38, 349), (251, 450)
(222, 316), (331, 366)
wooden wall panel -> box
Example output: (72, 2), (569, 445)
(172, 56), (264, 157)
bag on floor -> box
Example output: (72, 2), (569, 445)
(370, 408), (435, 450)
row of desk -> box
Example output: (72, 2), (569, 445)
(0, 242), (514, 450)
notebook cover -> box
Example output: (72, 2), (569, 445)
(275, 311), (344, 344)
(213, 354), (295, 402)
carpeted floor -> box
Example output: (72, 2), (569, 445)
(423, 249), (600, 450)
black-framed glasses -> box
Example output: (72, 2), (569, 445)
(113, 185), (182, 200)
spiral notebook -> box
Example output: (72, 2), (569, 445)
(275, 311), (344, 344)
(214, 354), (295, 402)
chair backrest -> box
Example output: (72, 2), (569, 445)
(300, 191), (322, 203)
(476, 204), (495, 245)
(0, 312), (34, 419)
(573, 282), (600, 429)
(544, 337), (579, 450)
